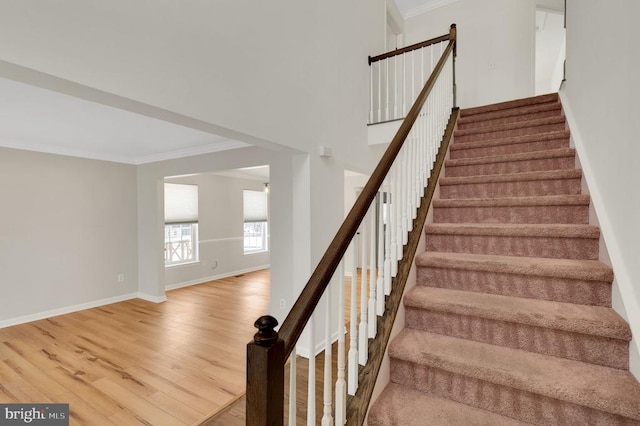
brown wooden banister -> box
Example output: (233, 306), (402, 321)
(246, 23), (457, 425)
(368, 24), (455, 65)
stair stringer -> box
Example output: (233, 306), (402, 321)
(560, 90), (640, 380)
(365, 182), (435, 425)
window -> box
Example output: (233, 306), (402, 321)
(164, 223), (198, 265)
(243, 189), (268, 254)
(164, 183), (199, 266)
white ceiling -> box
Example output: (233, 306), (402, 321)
(0, 76), (248, 165)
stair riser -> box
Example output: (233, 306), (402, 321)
(445, 156), (575, 177)
(405, 308), (628, 369)
(461, 94), (558, 117)
(458, 109), (561, 130)
(424, 234), (599, 260)
(389, 359), (636, 425)
(440, 178), (582, 199)
(454, 123), (566, 143)
(417, 266), (612, 306)
(433, 204), (589, 224)
(450, 138), (569, 160)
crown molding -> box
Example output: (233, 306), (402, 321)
(404, 0), (459, 18)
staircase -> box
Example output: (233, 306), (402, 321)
(368, 93), (640, 425)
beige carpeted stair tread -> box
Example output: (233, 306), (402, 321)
(369, 383), (528, 426)
(445, 147), (575, 167)
(450, 130), (570, 151)
(440, 168), (582, 186)
(454, 116), (565, 137)
(458, 102), (561, 125)
(433, 195), (590, 208)
(404, 286), (631, 340)
(425, 223), (600, 239)
(461, 93), (559, 117)
(390, 329), (640, 420)
(415, 251), (613, 282)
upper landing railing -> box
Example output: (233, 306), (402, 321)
(369, 28), (457, 124)
(246, 24), (458, 425)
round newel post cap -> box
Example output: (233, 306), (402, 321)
(450, 23), (457, 29)
(253, 315), (279, 346)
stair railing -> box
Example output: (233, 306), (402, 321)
(369, 26), (457, 124)
(246, 24), (458, 425)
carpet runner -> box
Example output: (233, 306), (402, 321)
(368, 93), (640, 425)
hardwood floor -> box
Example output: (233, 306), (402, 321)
(0, 269), (270, 425)
(204, 271), (368, 425)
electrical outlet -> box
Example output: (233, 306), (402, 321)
(488, 62), (497, 70)
(117, 273), (125, 283)
(280, 299), (286, 310)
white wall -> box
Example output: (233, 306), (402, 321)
(0, 147), (138, 325)
(0, 1), (386, 172)
(561, 0), (640, 378)
(403, 0), (536, 108)
(163, 174), (269, 290)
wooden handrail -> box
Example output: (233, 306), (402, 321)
(368, 25), (455, 65)
(246, 24), (457, 425)
(279, 24), (456, 358)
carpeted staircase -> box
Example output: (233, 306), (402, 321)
(368, 93), (640, 425)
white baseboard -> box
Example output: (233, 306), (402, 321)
(165, 264), (270, 291)
(0, 292), (138, 329)
(137, 292), (168, 303)
(560, 91), (640, 380)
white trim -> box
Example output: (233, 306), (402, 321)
(560, 91), (640, 378)
(137, 292), (168, 303)
(135, 140), (248, 165)
(165, 264), (270, 291)
(0, 292), (138, 329)
(199, 236), (243, 244)
(403, 0), (459, 19)
(0, 137), (249, 166)
(0, 137), (135, 164)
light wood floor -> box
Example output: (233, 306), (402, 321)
(0, 269), (270, 425)
(205, 271), (368, 425)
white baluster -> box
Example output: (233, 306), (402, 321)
(394, 56), (398, 119)
(359, 212), (368, 366)
(369, 61), (374, 124)
(385, 58), (390, 121)
(402, 54), (407, 117)
(384, 186), (392, 296)
(322, 286), (333, 426)
(335, 261), (346, 425)
(347, 237), (358, 395)
(411, 50), (415, 105)
(368, 198), (377, 338)
(394, 163), (403, 272)
(307, 315), (315, 426)
(377, 60), (382, 123)
(289, 346), (296, 426)
(377, 194), (385, 315)
(401, 147), (409, 245)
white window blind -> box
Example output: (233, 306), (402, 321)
(165, 183), (198, 224)
(243, 189), (268, 223)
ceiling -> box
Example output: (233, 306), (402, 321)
(0, 1), (564, 165)
(0, 76), (247, 165)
